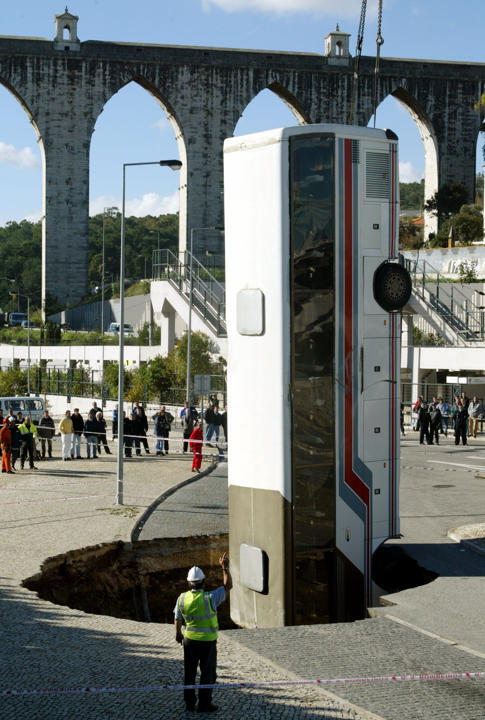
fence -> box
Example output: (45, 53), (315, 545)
(0, 363), (227, 409)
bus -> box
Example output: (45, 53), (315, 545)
(224, 124), (411, 628)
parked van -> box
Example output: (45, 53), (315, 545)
(107, 322), (137, 337)
(0, 396), (46, 424)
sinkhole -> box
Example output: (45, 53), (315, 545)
(22, 533), (237, 628)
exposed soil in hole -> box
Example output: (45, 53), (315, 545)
(372, 545), (438, 595)
(22, 533), (238, 629)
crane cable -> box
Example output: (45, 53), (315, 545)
(348, 0), (367, 125)
(372, 0), (385, 128)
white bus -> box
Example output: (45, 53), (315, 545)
(224, 124), (411, 628)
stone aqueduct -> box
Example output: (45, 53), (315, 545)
(0, 10), (484, 311)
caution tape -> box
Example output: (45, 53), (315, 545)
(1, 671), (484, 698)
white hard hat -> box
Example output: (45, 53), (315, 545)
(187, 566), (205, 582)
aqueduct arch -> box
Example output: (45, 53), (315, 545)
(0, 16), (483, 309)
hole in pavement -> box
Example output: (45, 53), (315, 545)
(22, 533), (238, 628)
(372, 544), (438, 595)
(432, 484), (455, 488)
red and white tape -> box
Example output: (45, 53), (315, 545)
(1, 671), (484, 698)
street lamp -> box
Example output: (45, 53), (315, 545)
(185, 227), (224, 407)
(10, 291), (30, 395)
(116, 159), (182, 506)
(101, 207), (118, 336)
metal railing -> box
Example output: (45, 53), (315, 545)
(152, 249), (226, 336)
(405, 257), (485, 344)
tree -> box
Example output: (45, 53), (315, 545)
(424, 183), (469, 223)
(433, 204), (484, 247)
(146, 355), (176, 402)
(0, 368), (27, 396)
(400, 180), (424, 210)
(167, 331), (222, 387)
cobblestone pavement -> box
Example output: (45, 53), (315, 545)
(0, 432), (373, 720)
(3, 428), (485, 718)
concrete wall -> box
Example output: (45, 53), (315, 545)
(402, 247), (485, 278)
(0, 24), (484, 310)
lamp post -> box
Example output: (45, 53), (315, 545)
(185, 227), (224, 406)
(10, 291), (30, 395)
(101, 207), (118, 336)
(116, 159), (182, 506)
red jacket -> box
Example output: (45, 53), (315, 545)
(0, 424), (12, 450)
(189, 426), (203, 453)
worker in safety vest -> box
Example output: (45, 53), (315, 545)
(18, 416), (38, 470)
(174, 552), (232, 713)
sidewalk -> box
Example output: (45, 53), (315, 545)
(2, 433), (485, 719)
(0, 440), (370, 720)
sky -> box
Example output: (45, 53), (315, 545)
(0, 0), (484, 225)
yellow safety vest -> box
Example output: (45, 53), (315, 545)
(19, 422), (37, 439)
(179, 590), (218, 641)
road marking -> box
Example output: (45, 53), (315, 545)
(429, 460), (485, 471)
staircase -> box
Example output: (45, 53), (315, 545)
(405, 257), (485, 346)
(152, 249), (226, 337)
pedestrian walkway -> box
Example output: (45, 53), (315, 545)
(2, 434), (485, 718)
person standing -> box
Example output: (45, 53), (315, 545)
(10, 419), (20, 471)
(132, 405), (149, 454)
(189, 421), (203, 472)
(454, 401), (468, 446)
(38, 409), (55, 459)
(181, 400), (195, 454)
(417, 402), (431, 445)
(174, 553), (232, 713)
(123, 411), (134, 458)
(18, 416), (37, 470)
(58, 410), (74, 461)
(154, 406), (173, 455)
(204, 402), (220, 446)
(70, 408), (84, 459)
(468, 395), (483, 439)
(438, 398), (450, 436)
(0, 417), (15, 474)
(96, 411), (111, 454)
(429, 403), (442, 445)
(84, 409), (98, 459)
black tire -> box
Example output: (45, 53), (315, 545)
(373, 262), (412, 312)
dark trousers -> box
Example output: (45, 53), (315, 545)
(183, 429), (191, 453)
(97, 433), (111, 454)
(430, 424), (440, 444)
(112, 421), (117, 439)
(455, 425), (467, 445)
(124, 437), (133, 457)
(40, 438), (53, 457)
(11, 447), (19, 468)
(20, 440), (34, 468)
(419, 424), (430, 444)
(134, 435), (149, 455)
(183, 638), (217, 709)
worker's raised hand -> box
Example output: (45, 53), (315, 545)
(219, 552), (229, 569)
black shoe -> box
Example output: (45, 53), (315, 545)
(31, 466), (38, 470)
(1, 469), (6, 473)
(7, 470), (14, 474)
(186, 703), (196, 712)
(197, 703), (218, 713)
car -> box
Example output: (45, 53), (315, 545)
(107, 322), (137, 337)
(21, 320), (36, 329)
(0, 396), (46, 425)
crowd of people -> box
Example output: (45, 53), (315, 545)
(412, 392), (483, 446)
(0, 397), (227, 473)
